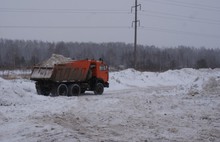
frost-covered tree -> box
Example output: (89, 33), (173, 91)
(0, 38), (220, 70)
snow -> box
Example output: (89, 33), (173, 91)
(0, 68), (220, 142)
(40, 54), (72, 67)
(0, 70), (31, 76)
(0, 70), (31, 79)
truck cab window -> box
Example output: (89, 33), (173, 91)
(100, 65), (107, 71)
(90, 64), (96, 69)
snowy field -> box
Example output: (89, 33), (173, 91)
(0, 68), (220, 142)
(0, 70), (31, 79)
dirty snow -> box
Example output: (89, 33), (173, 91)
(0, 70), (31, 79)
(0, 68), (220, 142)
(40, 54), (72, 67)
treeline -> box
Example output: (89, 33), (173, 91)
(0, 38), (220, 71)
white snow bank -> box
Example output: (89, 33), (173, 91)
(0, 70), (31, 79)
(0, 70), (31, 76)
(1, 68), (219, 105)
(0, 78), (36, 106)
(0, 68), (220, 142)
(1, 68), (219, 106)
(109, 68), (220, 94)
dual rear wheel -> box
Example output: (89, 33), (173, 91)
(55, 84), (81, 96)
(68, 84), (81, 96)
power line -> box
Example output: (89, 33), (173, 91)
(0, 8), (131, 14)
(0, 3), (219, 41)
(141, 0), (220, 12)
(0, 25), (132, 29)
(140, 26), (220, 38)
(140, 11), (220, 26)
(1, 25), (218, 39)
(2, 25), (219, 39)
(141, 10), (220, 24)
(160, 0), (220, 10)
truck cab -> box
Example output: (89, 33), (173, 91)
(90, 60), (109, 87)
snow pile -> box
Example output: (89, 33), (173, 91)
(202, 76), (220, 93)
(1, 68), (219, 106)
(0, 78), (36, 106)
(0, 70), (31, 79)
(40, 54), (72, 67)
(0, 68), (220, 142)
(109, 68), (220, 95)
(0, 70), (31, 76)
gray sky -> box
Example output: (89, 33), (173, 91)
(0, 0), (220, 48)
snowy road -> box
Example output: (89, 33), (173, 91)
(0, 68), (220, 142)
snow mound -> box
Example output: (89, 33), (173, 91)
(40, 54), (72, 67)
(0, 79), (36, 106)
(0, 68), (220, 142)
(202, 77), (220, 94)
(0, 68), (219, 106)
(109, 68), (220, 95)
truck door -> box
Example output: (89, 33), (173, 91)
(90, 63), (96, 77)
(98, 64), (109, 83)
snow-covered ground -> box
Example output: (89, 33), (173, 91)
(0, 70), (31, 79)
(0, 68), (220, 142)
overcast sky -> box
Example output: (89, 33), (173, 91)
(0, 0), (220, 48)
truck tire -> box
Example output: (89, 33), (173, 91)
(94, 83), (104, 95)
(36, 82), (42, 95)
(36, 84), (50, 96)
(51, 84), (58, 97)
(68, 84), (81, 96)
(42, 88), (50, 96)
(57, 84), (68, 96)
(81, 89), (86, 94)
(36, 86), (42, 95)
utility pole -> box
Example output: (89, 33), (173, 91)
(132, 0), (141, 69)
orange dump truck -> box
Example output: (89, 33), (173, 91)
(30, 59), (109, 96)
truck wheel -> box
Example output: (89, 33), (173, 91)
(81, 89), (86, 94)
(36, 87), (42, 95)
(42, 88), (50, 96)
(69, 84), (81, 96)
(36, 82), (42, 95)
(94, 83), (104, 95)
(36, 85), (50, 96)
(57, 84), (68, 96)
(51, 87), (57, 96)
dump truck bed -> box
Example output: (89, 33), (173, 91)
(30, 67), (54, 80)
(30, 60), (92, 82)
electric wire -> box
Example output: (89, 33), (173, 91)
(140, 12), (220, 26)
(0, 2), (219, 39)
(1, 25), (218, 39)
(141, 10), (220, 24)
(0, 25), (132, 29)
(140, 26), (220, 38)
(165, 0), (220, 10)
(140, 0), (220, 12)
(0, 8), (131, 14)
